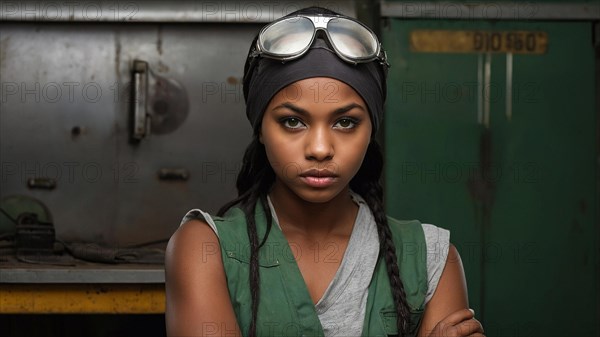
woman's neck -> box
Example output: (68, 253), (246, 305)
(267, 181), (359, 238)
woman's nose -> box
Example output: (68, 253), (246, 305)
(305, 126), (334, 161)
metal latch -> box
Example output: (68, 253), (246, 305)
(131, 60), (151, 142)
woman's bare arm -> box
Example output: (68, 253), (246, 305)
(417, 243), (484, 337)
(165, 219), (242, 337)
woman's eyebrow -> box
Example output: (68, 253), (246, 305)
(272, 102), (366, 116)
(271, 103), (308, 117)
(331, 103), (366, 115)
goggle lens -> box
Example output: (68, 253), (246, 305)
(327, 17), (378, 59)
(259, 17), (314, 55)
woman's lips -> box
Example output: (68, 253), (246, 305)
(300, 176), (337, 188)
(298, 168), (338, 188)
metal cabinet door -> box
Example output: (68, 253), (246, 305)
(383, 19), (597, 336)
(111, 24), (259, 245)
(0, 22), (260, 245)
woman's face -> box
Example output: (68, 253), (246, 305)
(260, 77), (372, 203)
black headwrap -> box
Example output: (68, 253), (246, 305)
(243, 19), (387, 136)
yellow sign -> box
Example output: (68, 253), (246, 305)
(410, 30), (547, 54)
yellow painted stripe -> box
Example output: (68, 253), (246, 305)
(0, 284), (165, 314)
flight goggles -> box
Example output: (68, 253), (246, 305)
(250, 14), (389, 68)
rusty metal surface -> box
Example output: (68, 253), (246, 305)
(0, 283), (165, 313)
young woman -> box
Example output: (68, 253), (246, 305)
(166, 6), (485, 337)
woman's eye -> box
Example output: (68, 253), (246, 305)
(334, 118), (357, 129)
(282, 117), (305, 129)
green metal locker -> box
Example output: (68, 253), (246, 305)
(382, 17), (598, 337)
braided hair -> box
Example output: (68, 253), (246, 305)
(217, 139), (411, 336)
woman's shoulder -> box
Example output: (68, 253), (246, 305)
(165, 209), (242, 337)
(167, 207), (240, 270)
(179, 206), (249, 240)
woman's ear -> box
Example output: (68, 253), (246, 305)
(258, 130), (264, 144)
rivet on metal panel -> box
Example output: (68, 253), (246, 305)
(71, 126), (81, 137)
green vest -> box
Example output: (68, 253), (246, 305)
(212, 202), (428, 337)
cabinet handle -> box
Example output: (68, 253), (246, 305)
(131, 60), (150, 142)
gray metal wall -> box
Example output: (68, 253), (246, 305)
(0, 1), (357, 245)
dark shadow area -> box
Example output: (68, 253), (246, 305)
(0, 314), (166, 337)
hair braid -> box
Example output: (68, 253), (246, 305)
(351, 141), (411, 335)
(241, 195), (260, 337)
(217, 138), (273, 337)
